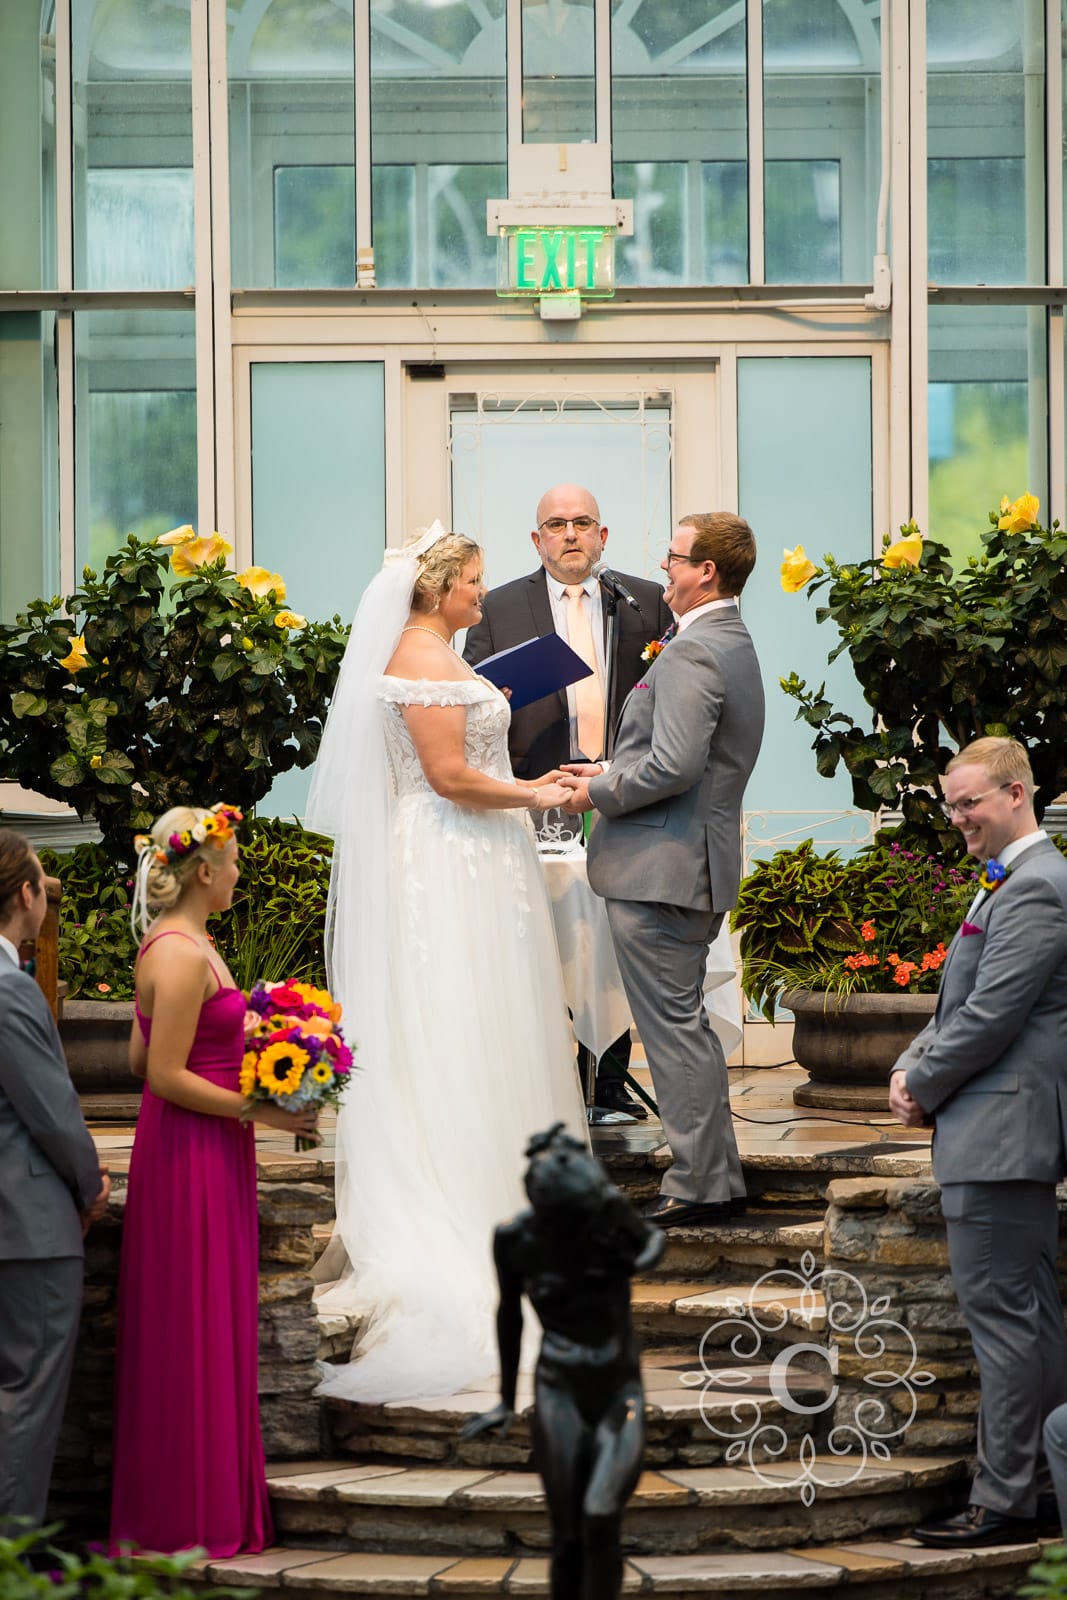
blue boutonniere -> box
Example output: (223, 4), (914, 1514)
(977, 857), (1009, 893)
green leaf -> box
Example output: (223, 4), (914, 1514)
(10, 691), (48, 719)
(49, 751), (84, 788)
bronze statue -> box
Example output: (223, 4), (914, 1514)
(464, 1124), (665, 1600)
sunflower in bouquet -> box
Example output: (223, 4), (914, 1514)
(241, 979), (354, 1149)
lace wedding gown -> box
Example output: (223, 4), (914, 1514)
(315, 674), (587, 1403)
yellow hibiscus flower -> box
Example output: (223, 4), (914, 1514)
(170, 533), (233, 576)
(780, 546), (819, 594)
(274, 610), (307, 630)
(156, 523), (196, 547)
(882, 530), (923, 570)
(236, 566), (287, 601)
(89, 754), (103, 770)
(997, 492), (1040, 533)
(58, 634), (88, 673)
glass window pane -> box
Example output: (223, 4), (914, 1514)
(738, 356), (871, 846)
(77, 310), (197, 572)
(522, 0), (595, 144)
(75, 2), (193, 290)
(0, 313), (59, 617)
(763, 0), (877, 284)
(927, 0), (1043, 286)
(0, 2), (54, 290)
(371, 0), (505, 289)
(274, 166), (355, 288)
(250, 361), (386, 818)
(928, 158), (1022, 285)
(229, 0), (355, 289)
(611, 0), (747, 286)
(928, 305), (1046, 562)
(765, 160), (841, 282)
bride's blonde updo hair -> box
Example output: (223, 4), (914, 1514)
(130, 802), (244, 936)
(409, 532), (482, 614)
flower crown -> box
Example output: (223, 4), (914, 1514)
(134, 803), (245, 867)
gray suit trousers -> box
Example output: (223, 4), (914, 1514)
(941, 1180), (1067, 1516)
(605, 899), (743, 1204)
(0, 1257), (84, 1530)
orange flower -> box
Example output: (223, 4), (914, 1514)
(860, 920), (876, 942)
(96, 982), (112, 994)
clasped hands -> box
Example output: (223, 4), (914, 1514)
(888, 1070), (926, 1128)
(555, 762), (603, 814)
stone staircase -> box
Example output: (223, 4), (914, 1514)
(194, 1129), (1053, 1600)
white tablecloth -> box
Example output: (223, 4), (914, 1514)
(539, 842), (743, 1061)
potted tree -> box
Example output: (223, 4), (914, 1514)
(736, 493), (1067, 1107)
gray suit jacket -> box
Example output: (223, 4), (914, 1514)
(896, 837), (1067, 1185)
(585, 607), (765, 912)
(0, 962), (101, 1259)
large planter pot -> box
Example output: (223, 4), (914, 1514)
(59, 999), (142, 1104)
(783, 987), (937, 1111)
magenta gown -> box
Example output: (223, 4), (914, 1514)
(110, 947), (272, 1557)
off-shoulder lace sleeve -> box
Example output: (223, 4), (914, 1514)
(379, 675), (498, 708)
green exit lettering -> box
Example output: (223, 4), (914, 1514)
(514, 228), (606, 293)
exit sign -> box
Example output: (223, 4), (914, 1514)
(497, 226), (616, 299)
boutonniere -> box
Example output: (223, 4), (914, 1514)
(977, 857), (1009, 894)
(641, 622), (677, 664)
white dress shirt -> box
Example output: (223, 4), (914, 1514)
(675, 597), (739, 632)
(966, 826), (1047, 919)
(545, 572), (608, 761)
(0, 933), (20, 968)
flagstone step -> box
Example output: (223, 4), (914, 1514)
(631, 1279), (828, 1348)
(265, 1455), (969, 1558)
(323, 1325), (836, 1472)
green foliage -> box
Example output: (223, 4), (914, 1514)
(782, 503), (1067, 849)
(41, 820), (333, 1000)
(0, 1524), (249, 1600)
(1022, 1541), (1067, 1598)
(0, 537), (348, 854)
(730, 835), (975, 1020)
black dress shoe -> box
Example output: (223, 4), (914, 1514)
(595, 1079), (649, 1120)
(642, 1194), (737, 1229)
(912, 1504), (1039, 1548)
(1037, 1492), (1063, 1537)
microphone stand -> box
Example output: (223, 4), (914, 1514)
(601, 582), (619, 760)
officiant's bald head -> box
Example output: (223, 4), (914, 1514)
(531, 483), (609, 585)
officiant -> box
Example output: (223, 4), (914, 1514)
(465, 482), (672, 1122)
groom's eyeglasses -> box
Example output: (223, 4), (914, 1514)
(938, 782), (1012, 820)
(664, 550), (704, 568)
(539, 516), (600, 535)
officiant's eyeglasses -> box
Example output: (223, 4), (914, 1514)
(538, 516), (600, 535)
(939, 782), (1012, 820)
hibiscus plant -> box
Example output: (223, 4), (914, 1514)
(779, 494), (1067, 847)
(0, 528), (348, 854)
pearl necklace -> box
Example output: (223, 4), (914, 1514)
(400, 625), (476, 674)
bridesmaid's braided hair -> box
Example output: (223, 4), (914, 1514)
(0, 829), (41, 921)
(130, 804), (241, 937)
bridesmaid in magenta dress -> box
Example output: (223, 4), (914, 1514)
(110, 804), (319, 1557)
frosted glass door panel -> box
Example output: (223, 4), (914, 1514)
(738, 357), (873, 862)
(449, 398), (672, 613)
(251, 361), (386, 819)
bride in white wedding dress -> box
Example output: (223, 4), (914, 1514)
(307, 523), (588, 1404)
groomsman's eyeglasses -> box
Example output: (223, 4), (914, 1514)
(664, 550), (705, 568)
(539, 516), (600, 535)
(939, 781), (1012, 820)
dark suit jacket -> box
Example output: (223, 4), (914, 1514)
(0, 961), (101, 1260)
(464, 567), (674, 778)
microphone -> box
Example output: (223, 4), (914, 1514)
(594, 564), (643, 614)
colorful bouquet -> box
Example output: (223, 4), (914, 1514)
(240, 979), (353, 1150)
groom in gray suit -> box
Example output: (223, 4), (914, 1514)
(889, 736), (1067, 1548)
(562, 513), (764, 1226)
(0, 830), (108, 1531)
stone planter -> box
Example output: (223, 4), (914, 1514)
(784, 987), (937, 1111)
(59, 998), (143, 1100)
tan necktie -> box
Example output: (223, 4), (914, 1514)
(564, 584), (605, 760)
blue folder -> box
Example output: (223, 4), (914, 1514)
(475, 632), (593, 711)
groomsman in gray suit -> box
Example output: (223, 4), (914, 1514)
(0, 830), (109, 1531)
(561, 512), (764, 1226)
(889, 736), (1067, 1548)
